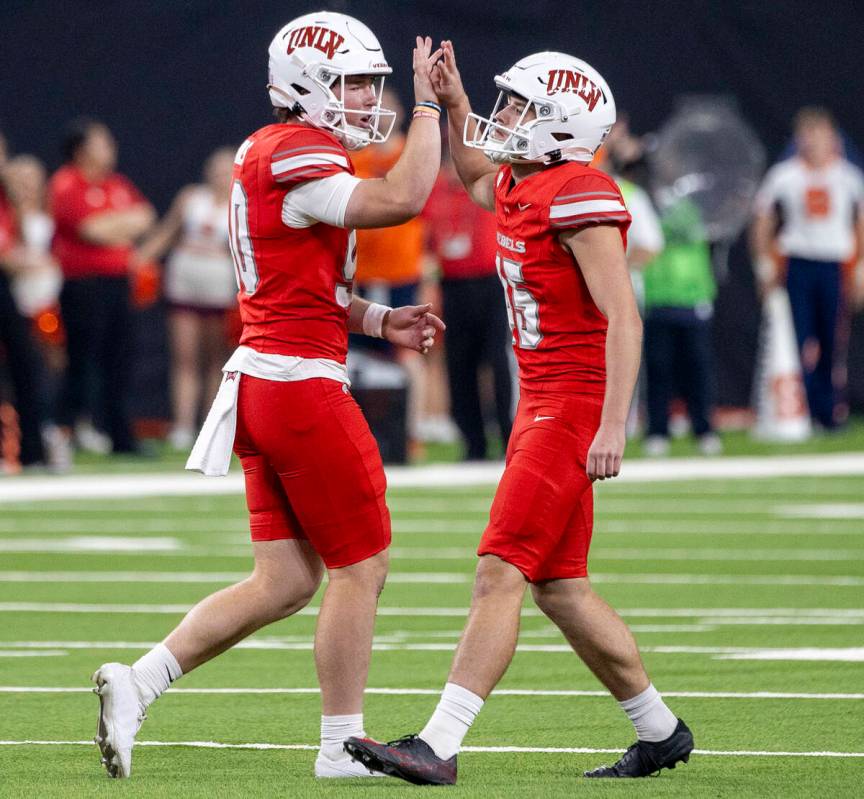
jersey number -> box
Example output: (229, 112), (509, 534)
(228, 180), (259, 294)
(335, 230), (357, 308)
(496, 253), (542, 349)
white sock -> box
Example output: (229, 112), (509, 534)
(131, 643), (183, 709)
(419, 682), (485, 760)
(619, 683), (678, 742)
(320, 714), (365, 761)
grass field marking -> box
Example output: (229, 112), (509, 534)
(591, 548), (864, 562)
(2, 639), (863, 659)
(3, 571), (864, 588)
(3, 453), (864, 504)
(2, 601), (864, 617)
(774, 504), (864, 519)
(3, 686), (864, 700)
(0, 571), (472, 585)
(3, 570), (863, 590)
(598, 520), (864, 535)
(0, 537), (184, 553)
(4, 537), (864, 563)
(0, 651), (67, 657)
(593, 573), (864, 586)
(0, 740), (862, 758)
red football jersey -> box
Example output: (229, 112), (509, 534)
(230, 123), (357, 361)
(493, 162), (631, 393)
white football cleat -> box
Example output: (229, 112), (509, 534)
(315, 749), (386, 778)
(92, 663), (146, 778)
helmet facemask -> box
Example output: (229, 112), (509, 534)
(465, 90), (541, 164)
(315, 69), (396, 150)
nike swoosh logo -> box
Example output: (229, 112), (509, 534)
(518, 203), (532, 211)
(534, 415), (555, 422)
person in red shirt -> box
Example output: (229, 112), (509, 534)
(48, 119), (155, 453)
(424, 152), (512, 459)
(90, 12), (445, 782)
(347, 44), (693, 784)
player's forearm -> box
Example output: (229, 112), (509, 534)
(381, 115), (441, 217)
(347, 296), (372, 334)
(447, 98), (496, 191)
(601, 310), (643, 425)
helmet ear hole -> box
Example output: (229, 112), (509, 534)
(551, 132), (571, 142)
(290, 83), (311, 96)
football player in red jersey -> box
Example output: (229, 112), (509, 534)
(346, 43), (693, 784)
(91, 12), (445, 780)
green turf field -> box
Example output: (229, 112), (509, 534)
(0, 469), (862, 797)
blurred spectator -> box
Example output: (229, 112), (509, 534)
(351, 88), (429, 452)
(4, 155), (62, 318)
(424, 153), (512, 460)
(48, 119), (155, 453)
(751, 107), (864, 429)
(641, 198), (721, 456)
(598, 118), (665, 437)
(0, 133), (69, 470)
(135, 147), (235, 450)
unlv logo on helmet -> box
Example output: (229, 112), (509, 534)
(546, 69), (604, 111)
(285, 25), (346, 60)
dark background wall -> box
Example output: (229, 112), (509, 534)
(2, 0), (862, 410)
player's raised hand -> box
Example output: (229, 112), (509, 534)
(413, 36), (444, 104)
(430, 40), (467, 109)
(586, 421), (626, 481)
(384, 303), (446, 354)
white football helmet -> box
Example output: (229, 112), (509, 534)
(465, 52), (616, 164)
(267, 11), (396, 150)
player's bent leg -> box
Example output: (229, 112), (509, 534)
(447, 554), (527, 698)
(314, 548), (389, 778)
(531, 577), (648, 700)
(531, 578), (693, 777)
(165, 539), (324, 671)
(345, 555), (525, 785)
(92, 540), (323, 779)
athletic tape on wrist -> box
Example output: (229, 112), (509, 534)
(362, 302), (392, 338)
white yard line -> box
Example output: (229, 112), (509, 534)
(1, 639), (863, 661)
(1, 570), (862, 589)
(2, 601), (863, 616)
(774, 504), (864, 519)
(0, 651), (67, 658)
(0, 571), (472, 585)
(1, 686), (862, 699)
(598, 521), (863, 535)
(3, 453), (864, 503)
(0, 739), (861, 757)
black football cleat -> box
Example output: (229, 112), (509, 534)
(344, 734), (457, 785)
(584, 718), (694, 778)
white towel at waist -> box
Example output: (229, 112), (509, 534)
(185, 345), (349, 476)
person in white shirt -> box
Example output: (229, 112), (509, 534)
(135, 148), (236, 449)
(751, 107), (864, 429)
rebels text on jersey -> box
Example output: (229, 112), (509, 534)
(229, 124), (357, 361)
(493, 162), (631, 393)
